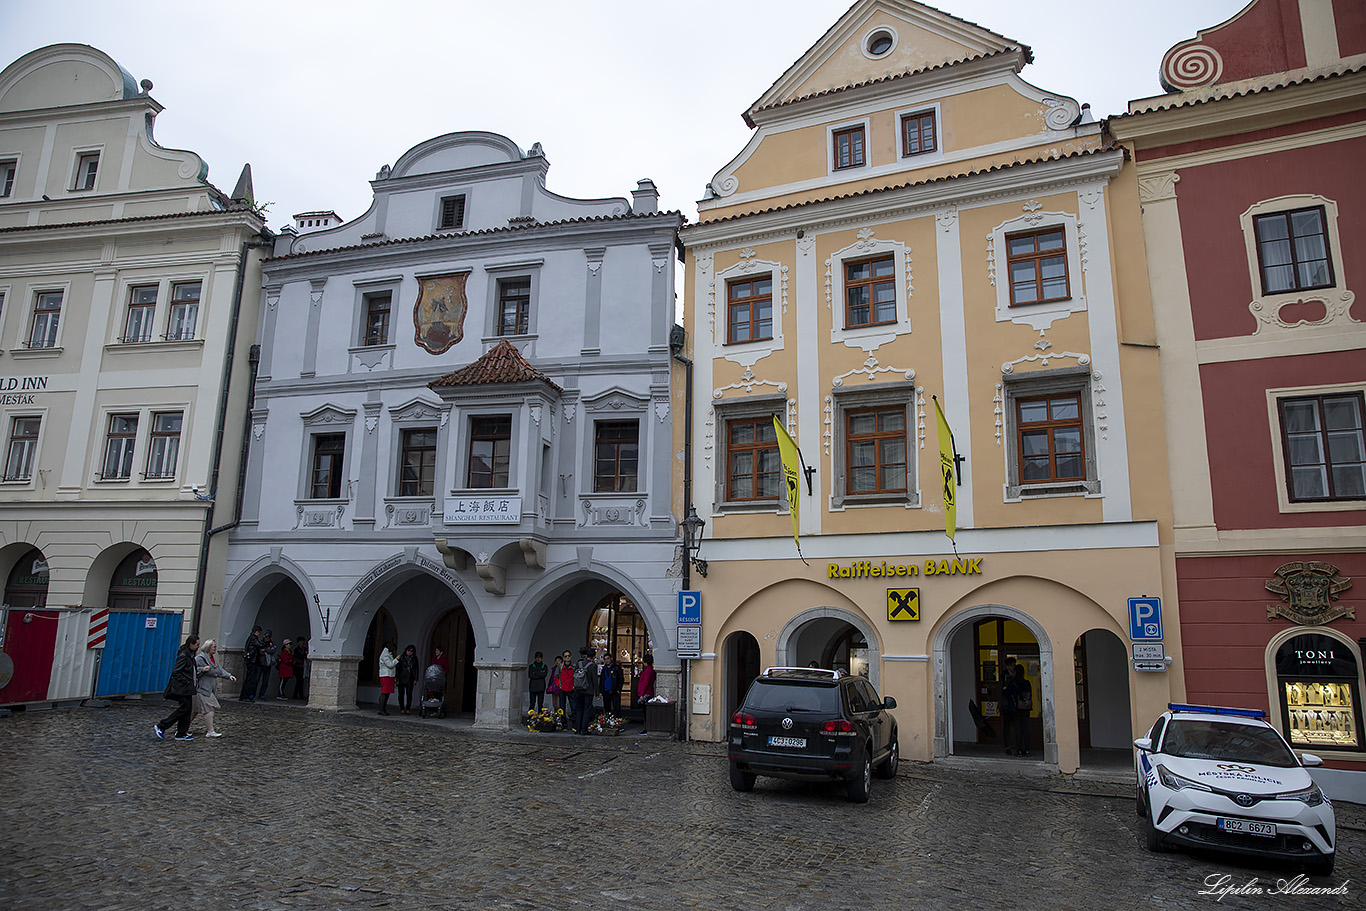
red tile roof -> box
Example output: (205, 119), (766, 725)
(687, 144), (1121, 229)
(429, 339), (563, 392)
(746, 47), (1030, 126)
(1112, 61), (1366, 119)
(0, 208), (260, 234)
(264, 210), (684, 263)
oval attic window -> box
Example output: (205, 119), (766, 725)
(867, 30), (894, 56)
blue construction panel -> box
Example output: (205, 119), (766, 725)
(94, 611), (183, 697)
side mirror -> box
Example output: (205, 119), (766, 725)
(1133, 737), (1153, 752)
(883, 696), (897, 710)
(1299, 753), (1324, 768)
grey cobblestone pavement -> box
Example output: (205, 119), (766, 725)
(0, 700), (1360, 911)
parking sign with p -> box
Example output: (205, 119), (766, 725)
(1128, 596), (1163, 641)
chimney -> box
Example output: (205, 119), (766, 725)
(631, 179), (659, 215)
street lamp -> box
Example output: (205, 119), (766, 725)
(681, 505), (708, 579)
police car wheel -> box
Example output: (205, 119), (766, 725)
(1144, 815), (1167, 853)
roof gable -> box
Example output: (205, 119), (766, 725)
(748, 0), (1027, 122)
(429, 340), (562, 392)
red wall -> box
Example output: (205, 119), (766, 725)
(1178, 551), (1366, 770)
(1173, 134), (1366, 341)
(1200, 350), (1366, 530)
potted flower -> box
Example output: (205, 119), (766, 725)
(589, 712), (624, 735)
(526, 708), (559, 732)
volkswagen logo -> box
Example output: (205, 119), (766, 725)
(1216, 763), (1256, 773)
(781, 717), (794, 730)
(1235, 794), (1256, 807)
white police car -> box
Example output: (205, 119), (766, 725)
(1135, 704), (1335, 876)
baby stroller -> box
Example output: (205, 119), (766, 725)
(418, 664), (447, 718)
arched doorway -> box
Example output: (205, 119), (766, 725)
(724, 630), (760, 721)
(431, 606), (476, 713)
(776, 607), (883, 692)
(4, 548), (49, 608)
(108, 549), (157, 610)
(587, 593), (651, 707)
(933, 604), (1055, 763)
(359, 606), (398, 690)
(1073, 628), (1133, 763)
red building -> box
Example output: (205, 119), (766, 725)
(1111, 0), (1366, 800)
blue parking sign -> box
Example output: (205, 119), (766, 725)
(1128, 597), (1163, 641)
(678, 591), (701, 625)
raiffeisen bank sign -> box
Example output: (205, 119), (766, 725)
(828, 558), (984, 580)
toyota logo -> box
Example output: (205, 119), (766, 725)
(1235, 794), (1255, 807)
(781, 717), (794, 730)
(1216, 764), (1256, 773)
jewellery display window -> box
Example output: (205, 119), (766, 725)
(1275, 633), (1364, 752)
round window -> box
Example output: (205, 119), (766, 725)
(867, 30), (894, 57)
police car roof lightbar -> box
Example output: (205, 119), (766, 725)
(1168, 703), (1268, 719)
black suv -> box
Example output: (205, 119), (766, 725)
(727, 667), (899, 803)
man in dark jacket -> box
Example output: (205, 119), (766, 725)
(155, 635), (200, 741)
(239, 625), (264, 702)
(527, 651), (548, 713)
(599, 654), (623, 717)
(572, 647), (599, 735)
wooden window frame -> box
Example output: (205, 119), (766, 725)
(467, 415), (511, 489)
(1253, 206), (1335, 295)
(5, 416), (40, 481)
(725, 416), (780, 502)
(439, 194), (466, 230)
(102, 413), (139, 480)
(845, 406), (907, 495)
(145, 412), (182, 480)
(901, 110), (936, 157)
(0, 160), (15, 197)
(1278, 392), (1366, 503)
(398, 427), (437, 497)
(310, 433), (347, 499)
(363, 291), (392, 346)
(833, 126), (866, 170)
(123, 285), (158, 343)
(497, 278), (531, 337)
(166, 281), (201, 341)
(74, 152), (99, 191)
(1005, 228), (1070, 306)
(29, 290), (62, 348)
(844, 254), (896, 328)
(1015, 393), (1086, 484)
(593, 420), (639, 493)
(726, 276), (773, 344)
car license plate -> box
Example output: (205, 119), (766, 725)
(768, 736), (806, 748)
(1217, 818), (1275, 838)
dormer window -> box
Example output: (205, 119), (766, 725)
(439, 195), (466, 230)
(833, 126), (865, 170)
(74, 152), (99, 191)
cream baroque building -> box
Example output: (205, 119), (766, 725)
(678, 1), (1181, 773)
(0, 45), (268, 705)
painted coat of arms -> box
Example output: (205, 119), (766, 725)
(1265, 561), (1354, 625)
(413, 272), (469, 355)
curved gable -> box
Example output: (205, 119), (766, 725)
(0, 44), (138, 113)
(389, 131), (525, 179)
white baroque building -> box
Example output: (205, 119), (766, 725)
(219, 132), (684, 727)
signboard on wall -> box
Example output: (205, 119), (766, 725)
(442, 496), (521, 524)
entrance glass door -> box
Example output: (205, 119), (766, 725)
(973, 618), (1041, 749)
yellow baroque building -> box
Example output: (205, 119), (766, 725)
(676, 0), (1181, 773)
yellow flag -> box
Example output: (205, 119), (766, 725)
(934, 397), (957, 541)
(773, 416), (802, 550)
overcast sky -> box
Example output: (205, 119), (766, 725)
(5, 1), (1246, 228)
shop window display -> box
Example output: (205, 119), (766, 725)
(1275, 633), (1363, 751)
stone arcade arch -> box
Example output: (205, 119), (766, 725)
(932, 603), (1057, 764)
(776, 606), (884, 692)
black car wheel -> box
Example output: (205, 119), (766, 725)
(1305, 854), (1335, 877)
(1144, 815), (1167, 853)
(1135, 782), (1147, 818)
(847, 753), (872, 803)
(729, 764), (756, 792)
(875, 736), (899, 779)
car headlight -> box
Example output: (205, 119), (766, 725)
(1156, 763), (1212, 792)
(1276, 782), (1325, 806)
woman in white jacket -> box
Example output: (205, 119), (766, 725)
(378, 641), (398, 716)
